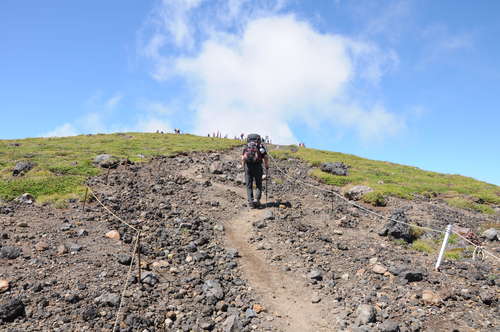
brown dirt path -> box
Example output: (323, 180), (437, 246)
(181, 167), (331, 332)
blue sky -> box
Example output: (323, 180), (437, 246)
(1, 0), (499, 185)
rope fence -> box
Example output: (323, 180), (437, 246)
(268, 154), (499, 265)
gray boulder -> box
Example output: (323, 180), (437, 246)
(203, 280), (224, 302)
(0, 246), (22, 259)
(209, 161), (224, 174)
(355, 304), (376, 325)
(223, 314), (242, 332)
(482, 228), (498, 241)
(94, 154), (119, 168)
(94, 293), (120, 307)
(12, 161), (34, 176)
(320, 162), (349, 176)
(345, 185), (373, 201)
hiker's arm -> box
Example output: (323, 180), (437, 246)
(241, 155), (245, 168)
(264, 155), (269, 170)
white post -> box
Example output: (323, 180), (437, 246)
(435, 224), (452, 271)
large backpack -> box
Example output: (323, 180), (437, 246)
(243, 141), (262, 163)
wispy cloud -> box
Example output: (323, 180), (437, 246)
(43, 123), (78, 137)
(140, 0), (403, 143)
(43, 93), (174, 137)
(105, 93), (124, 109)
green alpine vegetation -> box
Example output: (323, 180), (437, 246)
(0, 133), (241, 204)
(271, 146), (500, 214)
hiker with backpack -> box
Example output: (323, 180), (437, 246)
(241, 133), (269, 208)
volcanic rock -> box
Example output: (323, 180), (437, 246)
(320, 162), (349, 176)
(13, 161), (34, 176)
(0, 298), (25, 322)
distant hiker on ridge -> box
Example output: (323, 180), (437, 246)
(241, 133), (269, 209)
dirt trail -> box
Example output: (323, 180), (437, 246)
(181, 167), (331, 332)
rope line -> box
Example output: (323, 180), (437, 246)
(112, 232), (140, 332)
(268, 154), (444, 234)
(269, 154), (500, 263)
(88, 187), (139, 232)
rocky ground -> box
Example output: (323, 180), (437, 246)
(0, 146), (498, 332)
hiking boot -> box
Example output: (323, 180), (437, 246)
(248, 201), (256, 209)
(253, 200), (261, 208)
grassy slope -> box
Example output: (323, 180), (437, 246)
(0, 133), (241, 204)
(271, 146), (500, 214)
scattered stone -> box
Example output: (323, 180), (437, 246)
(15, 193), (35, 204)
(344, 185), (373, 201)
(57, 244), (68, 255)
(320, 162), (349, 176)
(69, 243), (83, 252)
(13, 161), (34, 176)
(379, 320), (400, 332)
(0, 280), (9, 293)
(333, 229), (343, 235)
(401, 270), (424, 282)
(245, 308), (257, 319)
(17, 222), (28, 228)
(479, 289), (496, 305)
(0, 246), (22, 259)
(337, 242), (348, 250)
(105, 230), (121, 240)
(369, 257), (378, 264)
(200, 320), (215, 330)
(117, 254), (132, 265)
(209, 161), (224, 174)
(372, 264), (388, 274)
(95, 293), (121, 307)
(82, 306), (98, 321)
(308, 269), (323, 281)
(141, 272), (159, 286)
(214, 224), (225, 232)
(203, 280), (224, 302)
(64, 293), (81, 304)
(0, 298), (25, 322)
(223, 314), (242, 332)
(262, 210), (274, 220)
(77, 229), (88, 237)
(252, 304), (264, 313)
(421, 289), (441, 305)
(355, 304), (376, 325)
(35, 241), (49, 251)
(482, 228), (498, 241)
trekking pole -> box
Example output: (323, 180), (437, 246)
(265, 168), (268, 206)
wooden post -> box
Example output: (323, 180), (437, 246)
(137, 233), (142, 283)
(106, 167), (111, 184)
(82, 187), (89, 212)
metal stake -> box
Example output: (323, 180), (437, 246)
(435, 224), (452, 271)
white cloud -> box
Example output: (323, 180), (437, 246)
(43, 123), (78, 137)
(106, 93), (123, 109)
(141, 0), (403, 143)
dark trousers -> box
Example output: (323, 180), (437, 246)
(245, 163), (263, 203)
